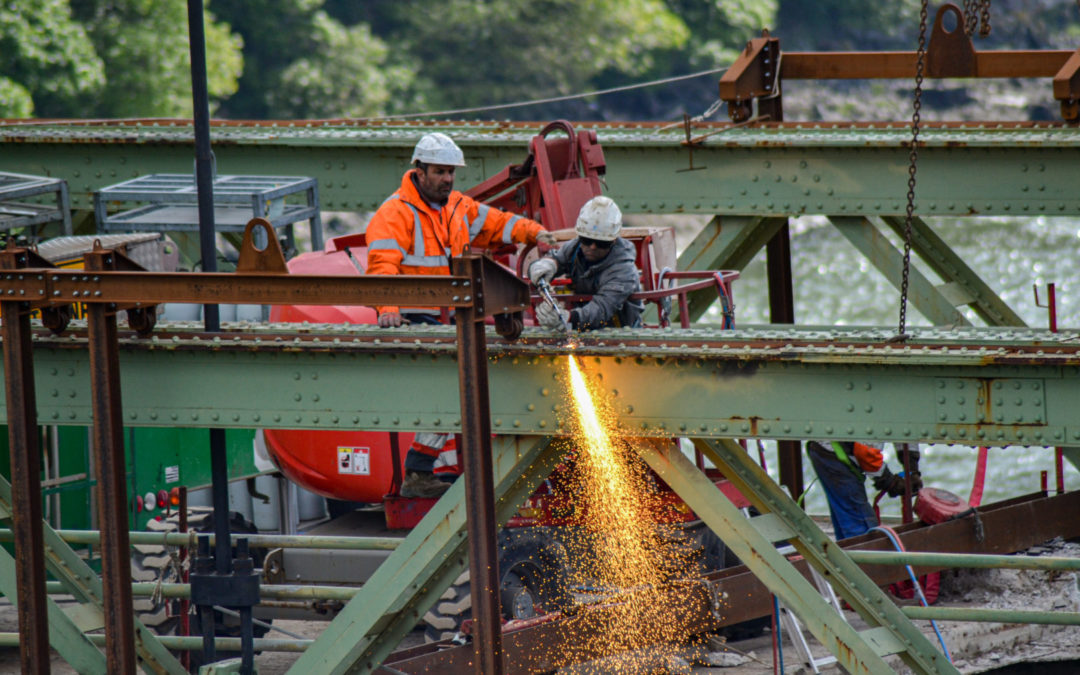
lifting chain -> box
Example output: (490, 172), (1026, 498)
(963, 0), (992, 37)
(897, 0), (930, 339)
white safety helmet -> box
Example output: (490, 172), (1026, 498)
(574, 195), (622, 241)
(411, 132), (466, 167)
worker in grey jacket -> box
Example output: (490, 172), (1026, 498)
(527, 196), (644, 331)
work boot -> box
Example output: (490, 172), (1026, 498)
(400, 471), (451, 499)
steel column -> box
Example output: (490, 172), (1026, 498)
(764, 219), (805, 501)
(85, 300), (136, 674)
(0, 295), (50, 674)
(453, 254), (504, 675)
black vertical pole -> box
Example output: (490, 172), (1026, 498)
(187, 1), (243, 668)
(186, 0), (230, 572)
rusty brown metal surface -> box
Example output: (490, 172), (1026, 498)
(926, 4), (977, 78)
(780, 50), (1072, 80)
(1053, 47), (1080, 122)
(453, 254), (505, 675)
(236, 219), (289, 274)
(0, 249), (51, 675)
(385, 490), (1080, 674)
(0, 305), (50, 673)
(718, 36), (782, 122)
(0, 270), (471, 309)
(84, 253), (137, 674)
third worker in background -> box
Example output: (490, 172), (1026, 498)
(527, 195), (644, 331)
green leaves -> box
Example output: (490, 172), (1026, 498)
(0, 0), (104, 117)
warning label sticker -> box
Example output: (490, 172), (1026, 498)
(337, 447), (371, 475)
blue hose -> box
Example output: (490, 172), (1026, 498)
(868, 526), (952, 662)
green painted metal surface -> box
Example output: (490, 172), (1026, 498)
(849, 550), (1080, 571)
(8, 323), (1080, 447)
(830, 216), (969, 327)
(3, 121), (1080, 216)
(902, 606), (1080, 626)
(685, 438), (958, 674)
(0, 545), (107, 673)
(0, 475), (185, 674)
(287, 435), (559, 675)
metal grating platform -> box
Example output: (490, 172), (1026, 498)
(0, 171), (72, 238)
(94, 173), (323, 250)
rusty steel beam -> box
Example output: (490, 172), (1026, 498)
(0, 249), (50, 674)
(384, 490), (1080, 674)
(0, 271), (474, 309)
(84, 293), (137, 671)
(453, 255), (505, 675)
(780, 50), (1073, 80)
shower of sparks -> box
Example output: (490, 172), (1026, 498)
(555, 355), (704, 672)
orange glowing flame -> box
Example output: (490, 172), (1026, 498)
(557, 356), (703, 671)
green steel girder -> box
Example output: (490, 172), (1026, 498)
(830, 216), (970, 327)
(880, 216), (1027, 327)
(0, 476), (185, 674)
(0, 545), (106, 674)
(11, 323), (1080, 447)
(287, 435), (560, 675)
(669, 438), (957, 674)
(3, 121), (1080, 217)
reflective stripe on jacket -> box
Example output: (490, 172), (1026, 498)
(366, 170), (543, 315)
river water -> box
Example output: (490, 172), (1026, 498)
(687, 214), (1080, 518)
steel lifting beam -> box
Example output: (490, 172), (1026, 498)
(285, 436), (561, 675)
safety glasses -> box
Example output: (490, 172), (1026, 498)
(578, 236), (613, 250)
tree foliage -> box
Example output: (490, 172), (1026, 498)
(1, 0), (1077, 122)
(370, 0), (690, 119)
(0, 0), (104, 117)
(211, 0), (412, 119)
(70, 0), (243, 118)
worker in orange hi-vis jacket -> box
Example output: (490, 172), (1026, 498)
(367, 132), (557, 498)
(805, 440), (922, 540)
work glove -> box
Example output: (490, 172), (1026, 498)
(536, 301), (571, 331)
(377, 311), (404, 328)
(872, 467), (923, 498)
(535, 230), (558, 247)
(852, 442), (884, 474)
(528, 257), (558, 285)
